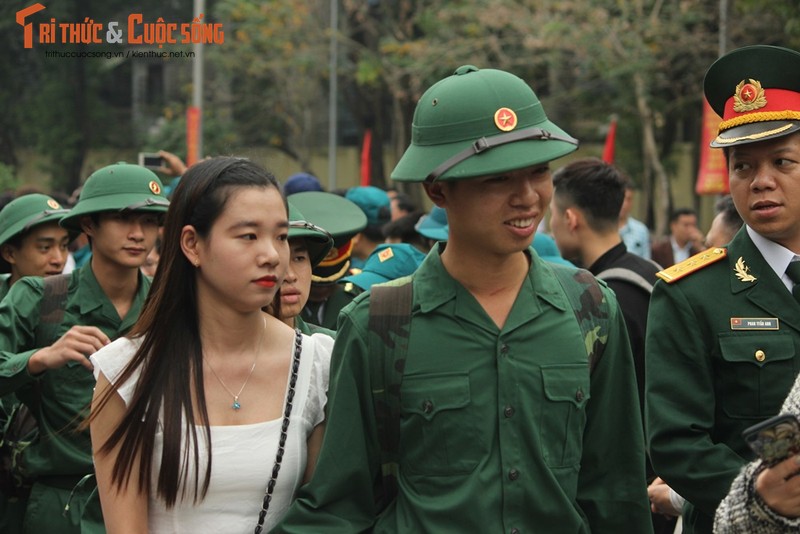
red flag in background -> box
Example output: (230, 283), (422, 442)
(360, 129), (373, 186)
(602, 118), (617, 163)
(696, 98), (729, 194)
(186, 107), (201, 166)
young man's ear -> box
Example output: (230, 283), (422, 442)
(564, 207), (581, 232)
(1, 244), (16, 265)
(422, 182), (448, 207)
(79, 216), (96, 237)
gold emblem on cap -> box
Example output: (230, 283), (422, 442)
(494, 107), (518, 132)
(46, 199), (61, 209)
(378, 247), (394, 262)
(734, 256), (757, 282)
(149, 180), (161, 195)
(733, 79), (767, 113)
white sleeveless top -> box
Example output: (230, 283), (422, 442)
(91, 332), (333, 533)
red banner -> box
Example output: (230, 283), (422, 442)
(602, 118), (617, 164)
(695, 98), (729, 195)
(186, 106), (201, 167)
(360, 129), (372, 186)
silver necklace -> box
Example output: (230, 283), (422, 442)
(204, 316), (266, 410)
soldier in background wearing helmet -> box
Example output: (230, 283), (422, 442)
(0, 194), (70, 534)
(646, 45), (800, 534)
(0, 163), (168, 533)
(275, 66), (651, 533)
(0, 194), (71, 300)
(271, 202), (334, 336)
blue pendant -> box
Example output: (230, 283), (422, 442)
(233, 399), (241, 410)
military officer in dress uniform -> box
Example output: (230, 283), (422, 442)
(0, 163), (168, 533)
(646, 45), (800, 534)
(288, 191), (367, 331)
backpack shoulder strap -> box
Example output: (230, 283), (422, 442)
(596, 267), (655, 294)
(550, 265), (610, 374)
(35, 273), (71, 349)
(368, 276), (413, 510)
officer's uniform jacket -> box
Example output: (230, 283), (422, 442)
(646, 226), (800, 534)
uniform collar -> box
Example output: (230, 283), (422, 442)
(746, 225), (798, 290)
(76, 262), (150, 323)
(414, 244), (568, 317)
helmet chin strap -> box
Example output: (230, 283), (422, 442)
(424, 127), (579, 184)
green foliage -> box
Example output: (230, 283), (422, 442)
(0, 163), (20, 193)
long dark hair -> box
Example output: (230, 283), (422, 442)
(90, 157), (286, 507)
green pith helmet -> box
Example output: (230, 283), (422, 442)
(60, 162), (170, 231)
(0, 194), (69, 246)
(704, 45), (800, 148)
(289, 191), (368, 284)
(288, 202), (334, 268)
(341, 243), (426, 292)
(391, 65), (579, 183)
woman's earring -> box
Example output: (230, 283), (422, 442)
(194, 259), (200, 267)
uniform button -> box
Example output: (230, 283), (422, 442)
(511, 529), (520, 534)
(504, 406), (515, 418)
(755, 349), (766, 362)
(575, 389), (584, 402)
(508, 469), (519, 481)
(500, 344), (509, 354)
(422, 400), (433, 414)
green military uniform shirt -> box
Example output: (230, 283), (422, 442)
(276, 247), (652, 533)
(0, 263), (151, 478)
(0, 274), (11, 302)
(294, 316), (335, 338)
(646, 228), (800, 534)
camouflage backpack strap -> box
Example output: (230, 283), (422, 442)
(35, 273), (71, 349)
(550, 265), (610, 373)
(368, 276), (413, 511)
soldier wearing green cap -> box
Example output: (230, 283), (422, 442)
(0, 193), (70, 534)
(644, 45), (800, 534)
(272, 202), (335, 337)
(289, 191), (368, 331)
(276, 66), (651, 533)
(0, 162), (168, 533)
(0, 194), (71, 301)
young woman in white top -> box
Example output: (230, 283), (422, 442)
(88, 157), (333, 533)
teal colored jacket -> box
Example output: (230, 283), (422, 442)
(0, 263), (151, 477)
(646, 227), (800, 534)
(276, 247), (652, 533)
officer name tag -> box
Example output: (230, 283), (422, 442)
(730, 317), (780, 330)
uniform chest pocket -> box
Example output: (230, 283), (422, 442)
(400, 373), (480, 477)
(719, 334), (796, 418)
(540, 364), (590, 467)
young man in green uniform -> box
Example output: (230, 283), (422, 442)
(276, 201), (334, 336)
(0, 194), (70, 533)
(0, 194), (70, 301)
(0, 162), (168, 533)
(646, 45), (800, 534)
(276, 66), (652, 532)
(290, 191), (368, 330)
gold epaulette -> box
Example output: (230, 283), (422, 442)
(656, 247), (727, 283)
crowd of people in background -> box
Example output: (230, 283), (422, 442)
(1, 44), (800, 534)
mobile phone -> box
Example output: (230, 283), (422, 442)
(742, 413), (800, 466)
(138, 152), (164, 170)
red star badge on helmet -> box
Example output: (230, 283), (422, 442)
(149, 181), (162, 195)
(494, 107), (518, 132)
